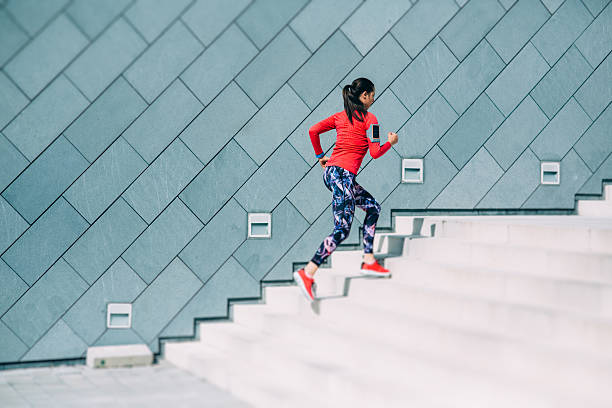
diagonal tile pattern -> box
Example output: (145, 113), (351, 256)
(0, 0), (611, 366)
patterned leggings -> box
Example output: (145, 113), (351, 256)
(311, 165), (381, 266)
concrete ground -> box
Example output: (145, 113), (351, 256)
(0, 360), (252, 408)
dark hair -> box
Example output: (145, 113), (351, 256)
(342, 77), (375, 125)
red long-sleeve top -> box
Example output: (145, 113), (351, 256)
(309, 109), (392, 175)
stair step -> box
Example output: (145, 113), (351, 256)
(578, 199), (612, 217)
(196, 320), (571, 408)
(303, 270), (612, 357)
(384, 257), (612, 317)
(406, 237), (612, 283)
(165, 341), (320, 408)
(225, 305), (610, 407)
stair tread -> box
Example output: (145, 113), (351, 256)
(191, 321), (580, 408)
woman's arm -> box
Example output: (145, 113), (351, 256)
(309, 113), (336, 159)
(366, 113), (392, 159)
(369, 138), (392, 159)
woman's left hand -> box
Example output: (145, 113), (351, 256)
(318, 156), (329, 168)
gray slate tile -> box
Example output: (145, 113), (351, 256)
(391, 0), (458, 58)
(123, 139), (203, 223)
(63, 137), (147, 224)
(391, 37), (458, 113)
(575, 2), (612, 67)
(66, 0), (131, 39)
(485, 96), (549, 170)
(522, 148), (592, 208)
(21, 320), (87, 362)
(439, 39), (504, 115)
(394, 91), (458, 159)
(289, 31), (361, 109)
(180, 140), (256, 223)
(0, 197), (28, 255)
(486, 42), (549, 116)
(574, 103), (612, 171)
(1, 198), (88, 286)
(123, 199), (202, 283)
(132, 257), (202, 342)
(234, 141), (309, 212)
(530, 46), (593, 119)
(485, 0), (550, 63)
(124, 0), (192, 43)
(125, 21), (203, 103)
(531, 0), (593, 66)
(342, 33), (411, 98)
(63, 77), (147, 163)
(530, 98), (592, 161)
(476, 148), (541, 208)
(341, 0), (413, 56)
(122, 79), (202, 163)
(439, 0), (505, 60)
(438, 94), (504, 169)
(63, 198), (147, 284)
(0, 133), (28, 193)
(63, 258), (146, 344)
(234, 84), (310, 165)
(0, 259), (28, 317)
(575, 53), (612, 120)
(0, 9), (28, 67)
(429, 147), (503, 208)
(234, 198), (309, 281)
(65, 18), (146, 101)
(2, 135), (88, 223)
(0, 65), (28, 130)
(5, 0), (68, 36)
(181, 24), (257, 106)
(1, 258), (87, 347)
(236, 27), (311, 107)
(237, 0), (308, 49)
(179, 198), (247, 284)
(0, 321), (28, 363)
(290, 0), (362, 52)
(179, 82), (258, 165)
(160, 256), (258, 338)
(182, 0), (251, 46)
(4, 14), (88, 99)
(3, 75), (89, 161)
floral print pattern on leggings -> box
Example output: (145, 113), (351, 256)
(311, 165), (381, 266)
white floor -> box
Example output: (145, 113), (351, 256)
(0, 360), (251, 407)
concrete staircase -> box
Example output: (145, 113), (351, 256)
(163, 185), (612, 408)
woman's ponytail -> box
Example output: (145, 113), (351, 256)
(342, 78), (374, 125)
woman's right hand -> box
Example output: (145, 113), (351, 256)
(388, 132), (398, 145)
(318, 156), (329, 168)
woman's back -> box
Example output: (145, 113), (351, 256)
(309, 109), (390, 175)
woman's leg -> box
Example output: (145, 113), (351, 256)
(353, 181), (381, 262)
(307, 166), (356, 276)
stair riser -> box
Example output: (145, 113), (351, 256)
(193, 323), (541, 408)
(167, 346), (324, 408)
(231, 301), (612, 393)
(406, 238), (612, 283)
(349, 280), (612, 349)
(578, 201), (612, 217)
(437, 220), (612, 254)
(386, 258), (612, 318)
(253, 279), (612, 356)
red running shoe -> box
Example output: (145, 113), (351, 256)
(360, 260), (391, 277)
(293, 268), (316, 302)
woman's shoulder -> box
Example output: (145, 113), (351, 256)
(366, 110), (378, 124)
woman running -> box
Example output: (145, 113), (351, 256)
(294, 77), (399, 302)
